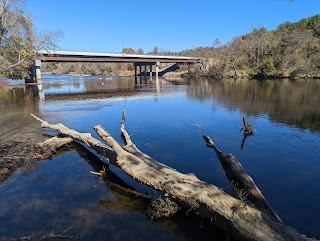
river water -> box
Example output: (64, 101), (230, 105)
(0, 75), (319, 240)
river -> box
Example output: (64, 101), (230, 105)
(0, 75), (319, 240)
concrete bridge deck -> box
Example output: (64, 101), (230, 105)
(36, 50), (199, 63)
(30, 50), (200, 82)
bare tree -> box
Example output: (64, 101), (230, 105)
(122, 47), (136, 54)
(136, 48), (144, 55)
(0, 0), (61, 78)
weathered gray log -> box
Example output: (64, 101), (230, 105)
(33, 136), (73, 159)
(31, 112), (312, 241)
(203, 135), (283, 223)
(36, 136), (73, 151)
(30, 113), (115, 162)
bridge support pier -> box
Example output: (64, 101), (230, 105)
(134, 61), (161, 78)
(34, 60), (42, 81)
(28, 60), (42, 83)
(144, 65), (147, 78)
(155, 61), (160, 77)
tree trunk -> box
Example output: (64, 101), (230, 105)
(31, 112), (312, 241)
(0, 58), (25, 74)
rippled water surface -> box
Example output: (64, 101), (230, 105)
(0, 76), (319, 240)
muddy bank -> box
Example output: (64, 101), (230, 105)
(0, 80), (44, 183)
(0, 137), (40, 183)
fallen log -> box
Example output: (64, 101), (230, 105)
(30, 113), (116, 163)
(31, 112), (312, 241)
(30, 136), (73, 159)
(36, 136), (72, 151)
(202, 135), (283, 223)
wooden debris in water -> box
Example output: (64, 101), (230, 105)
(31, 112), (314, 241)
(240, 116), (254, 136)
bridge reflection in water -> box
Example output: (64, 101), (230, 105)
(33, 75), (167, 101)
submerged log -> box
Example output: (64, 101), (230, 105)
(203, 135), (283, 223)
(31, 112), (311, 241)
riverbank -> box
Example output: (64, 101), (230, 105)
(0, 137), (41, 183)
(0, 78), (45, 183)
(179, 66), (320, 80)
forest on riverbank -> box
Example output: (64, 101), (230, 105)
(182, 14), (320, 79)
(41, 14), (320, 79)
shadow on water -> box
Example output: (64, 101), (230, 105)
(0, 140), (225, 241)
(73, 142), (226, 241)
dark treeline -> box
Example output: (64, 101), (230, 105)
(42, 15), (320, 78)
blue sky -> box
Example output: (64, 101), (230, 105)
(26, 0), (320, 53)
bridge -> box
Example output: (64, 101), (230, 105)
(30, 50), (200, 82)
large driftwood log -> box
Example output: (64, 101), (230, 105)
(203, 135), (283, 223)
(30, 113), (116, 162)
(31, 112), (311, 241)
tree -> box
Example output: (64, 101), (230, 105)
(136, 48), (144, 55)
(122, 47), (135, 54)
(228, 37), (243, 77)
(152, 46), (159, 55)
(0, 0), (61, 79)
(213, 38), (221, 48)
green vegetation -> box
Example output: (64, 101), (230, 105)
(226, 181), (249, 204)
(182, 14), (320, 79)
(147, 196), (179, 219)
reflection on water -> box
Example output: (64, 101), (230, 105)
(35, 76), (320, 133)
(1, 75), (320, 240)
(185, 78), (320, 133)
(0, 144), (224, 241)
(41, 75), (154, 96)
(0, 151), (186, 241)
(0, 84), (42, 140)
